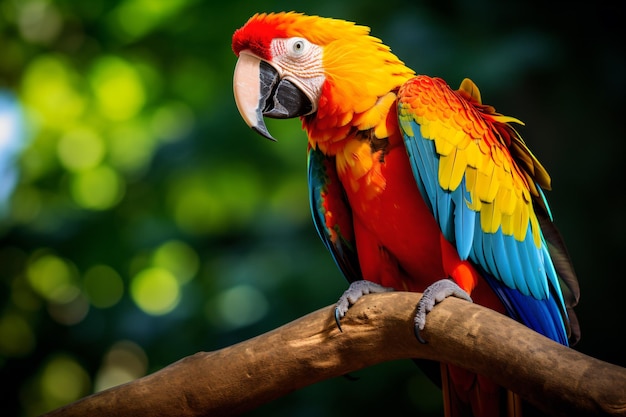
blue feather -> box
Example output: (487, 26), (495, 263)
(307, 147), (361, 283)
(437, 191), (454, 242)
(469, 215), (487, 271)
(490, 230), (514, 289)
(536, 185), (553, 221)
(397, 103), (572, 345)
(502, 234), (525, 290)
(515, 229), (547, 298)
(452, 177), (475, 260)
(403, 121), (439, 213)
(483, 232), (500, 279)
(482, 270), (568, 345)
(541, 243), (567, 308)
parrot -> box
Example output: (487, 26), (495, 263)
(231, 12), (580, 417)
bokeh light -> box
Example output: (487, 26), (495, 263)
(94, 340), (148, 392)
(152, 240), (199, 284)
(167, 165), (264, 235)
(212, 284), (269, 330)
(26, 252), (80, 304)
(37, 354), (91, 410)
(106, 122), (156, 175)
(70, 164), (125, 210)
(47, 292), (90, 326)
(16, 0), (63, 45)
(7, 185), (41, 224)
(0, 312), (36, 357)
(57, 126), (105, 172)
(83, 265), (125, 309)
(130, 267), (181, 315)
(150, 101), (195, 143)
(21, 55), (86, 128)
(107, 0), (193, 42)
(90, 56), (146, 122)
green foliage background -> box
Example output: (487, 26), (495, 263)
(0, 1), (623, 416)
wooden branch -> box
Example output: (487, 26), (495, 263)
(44, 292), (626, 417)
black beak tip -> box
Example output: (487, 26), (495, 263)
(252, 125), (277, 142)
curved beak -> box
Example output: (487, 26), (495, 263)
(233, 52), (313, 141)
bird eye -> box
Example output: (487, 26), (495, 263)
(289, 38), (308, 56)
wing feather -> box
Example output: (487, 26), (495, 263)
(452, 177), (475, 259)
(308, 146), (361, 283)
(397, 75), (579, 344)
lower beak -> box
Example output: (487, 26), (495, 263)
(233, 53), (313, 141)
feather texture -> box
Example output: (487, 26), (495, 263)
(308, 145), (361, 283)
(398, 76), (573, 343)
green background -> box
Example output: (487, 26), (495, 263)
(0, 1), (623, 416)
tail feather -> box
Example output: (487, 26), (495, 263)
(507, 391), (523, 417)
(442, 364), (522, 417)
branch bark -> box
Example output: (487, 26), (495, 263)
(44, 292), (626, 417)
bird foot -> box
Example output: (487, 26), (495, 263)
(334, 280), (393, 331)
(414, 279), (472, 343)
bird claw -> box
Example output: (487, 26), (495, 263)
(414, 279), (472, 343)
(414, 324), (428, 344)
(334, 307), (343, 332)
(334, 280), (393, 332)
(334, 279), (471, 342)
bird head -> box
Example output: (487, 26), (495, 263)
(232, 12), (414, 143)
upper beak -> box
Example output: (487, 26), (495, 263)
(233, 52), (313, 141)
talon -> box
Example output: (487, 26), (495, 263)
(414, 325), (427, 344)
(334, 307), (343, 332)
(413, 279), (472, 343)
(333, 280), (393, 332)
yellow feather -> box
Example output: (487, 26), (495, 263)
(491, 197), (504, 234)
(434, 134), (454, 157)
(467, 197), (482, 212)
(492, 145), (505, 167)
(399, 115), (414, 137)
(443, 147), (467, 191)
(474, 162), (499, 203)
(338, 110), (354, 127)
(496, 185), (517, 216)
(454, 130), (472, 149)
(480, 201), (502, 233)
(458, 78), (482, 104)
(477, 137), (491, 155)
(353, 92), (396, 131)
(465, 165), (477, 191)
(481, 202), (493, 232)
(512, 201), (529, 242)
(464, 167), (482, 211)
(453, 112), (467, 128)
(485, 173), (500, 203)
(529, 212), (541, 248)
(464, 140), (479, 167)
(501, 212), (514, 236)
(373, 123), (388, 139)
(345, 139), (372, 177)
(492, 114), (524, 126)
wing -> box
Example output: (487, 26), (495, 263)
(308, 145), (362, 283)
(397, 76), (579, 344)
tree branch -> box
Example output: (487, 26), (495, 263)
(43, 292), (626, 417)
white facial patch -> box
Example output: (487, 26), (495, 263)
(269, 37), (325, 113)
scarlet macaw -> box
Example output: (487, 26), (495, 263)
(231, 12), (580, 416)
